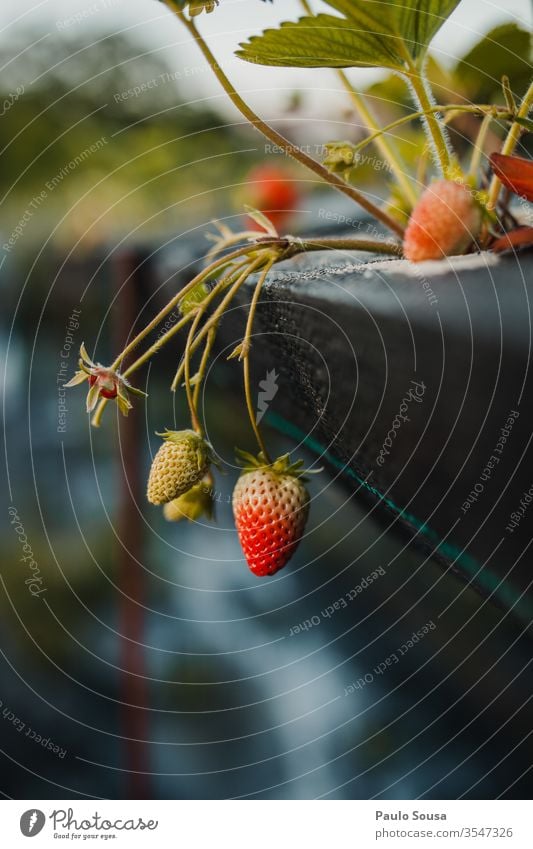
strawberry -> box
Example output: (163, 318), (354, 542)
(163, 476), (214, 523)
(242, 165), (299, 232)
(403, 179), (483, 262)
(232, 452), (310, 577)
(147, 429), (211, 505)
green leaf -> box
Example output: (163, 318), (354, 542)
(236, 14), (405, 71)
(236, 0), (463, 71)
(386, 0), (462, 62)
(454, 23), (532, 102)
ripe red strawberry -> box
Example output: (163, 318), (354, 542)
(403, 179), (483, 262)
(243, 165), (299, 232)
(232, 452), (310, 577)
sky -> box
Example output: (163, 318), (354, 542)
(1, 0), (531, 117)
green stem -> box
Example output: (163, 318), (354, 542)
(171, 258), (251, 392)
(183, 303), (209, 435)
(487, 79), (533, 211)
(286, 236), (401, 255)
(404, 62), (453, 177)
(346, 104), (508, 166)
(192, 327), (216, 411)
(299, 0), (416, 208)
(172, 256), (266, 392)
(241, 259), (275, 461)
(337, 70), (418, 207)
(92, 314), (193, 427)
(165, 1), (405, 239)
(181, 258), (252, 430)
(91, 245), (257, 426)
(469, 112), (493, 179)
(110, 245), (257, 372)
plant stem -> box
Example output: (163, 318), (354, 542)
(171, 259), (251, 391)
(165, 1), (405, 238)
(337, 70), (418, 207)
(110, 245), (257, 372)
(172, 256), (266, 391)
(183, 309), (206, 435)
(241, 259), (275, 461)
(285, 236), (401, 255)
(92, 314), (191, 427)
(404, 61), (453, 177)
(346, 104), (508, 165)
(192, 328), (216, 411)
(469, 112), (493, 179)
(486, 79), (533, 211)
(181, 259), (251, 430)
(298, 0), (416, 208)
(91, 246), (257, 426)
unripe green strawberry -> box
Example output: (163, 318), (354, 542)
(147, 430), (211, 505)
(232, 452), (310, 577)
(403, 179), (483, 262)
(163, 477), (214, 523)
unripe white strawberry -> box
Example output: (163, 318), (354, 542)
(163, 477), (214, 523)
(403, 179), (483, 262)
(147, 430), (211, 505)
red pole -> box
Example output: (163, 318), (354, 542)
(114, 250), (151, 799)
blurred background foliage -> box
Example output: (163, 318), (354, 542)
(0, 28), (257, 252)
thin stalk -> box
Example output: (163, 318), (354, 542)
(487, 79), (533, 211)
(404, 60), (453, 177)
(171, 258), (252, 391)
(92, 313), (193, 427)
(469, 112), (494, 179)
(241, 259), (275, 461)
(109, 244), (259, 372)
(345, 104), (509, 165)
(181, 260), (251, 430)
(285, 236), (401, 255)
(92, 246), (257, 426)
(183, 313), (205, 435)
(192, 327), (216, 411)
(165, 1), (405, 238)
(298, 0), (416, 207)
(173, 256), (266, 391)
(337, 70), (418, 207)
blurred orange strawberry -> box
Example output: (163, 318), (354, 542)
(242, 164), (300, 231)
(490, 153), (533, 202)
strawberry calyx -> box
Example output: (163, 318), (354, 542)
(235, 448), (320, 480)
(157, 429), (221, 470)
(157, 427), (213, 458)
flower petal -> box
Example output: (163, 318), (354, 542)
(79, 342), (95, 368)
(86, 383), (100, 412)
(64, 370), (89, 388)
(116, 394), (132, 416)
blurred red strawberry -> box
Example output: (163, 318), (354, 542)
(242, 164), (299, 231)
(490, 153), (533, 202)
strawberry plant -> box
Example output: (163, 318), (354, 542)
(68, 0), (532, 576)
